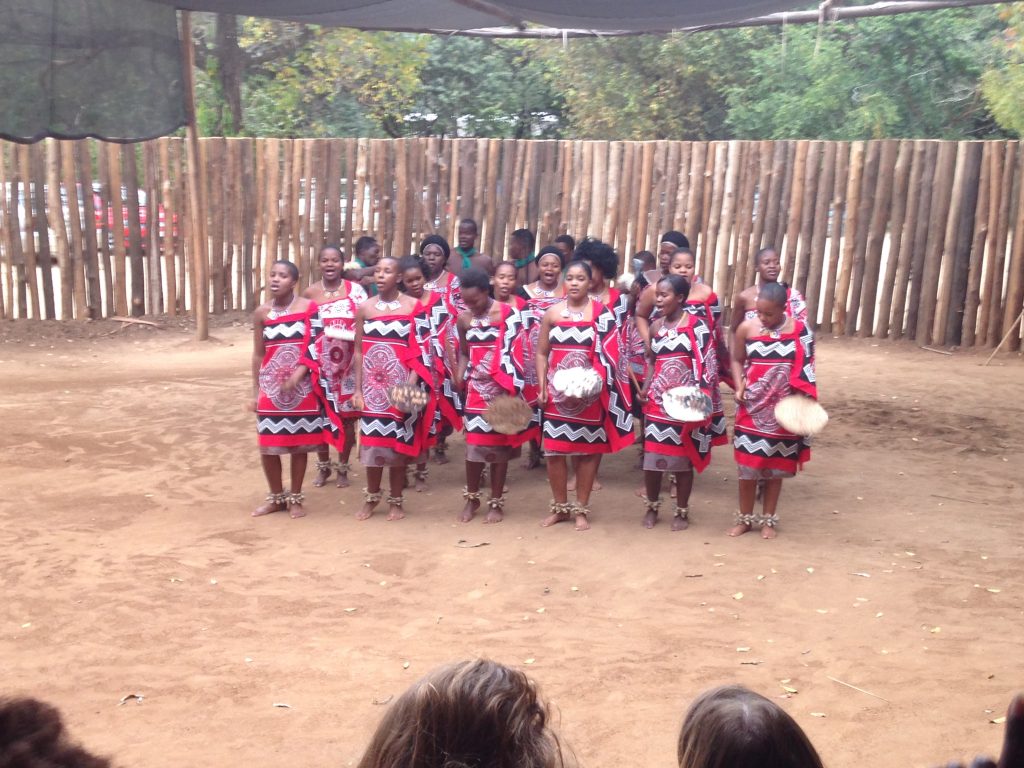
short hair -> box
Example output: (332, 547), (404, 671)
(758, 281), (788, 308)
(511, 228), (536, 252)
(565, 259), (593, 280)
(635, 250), (657, 268)
(677, 685), (824, 768)
(0, 698), (111, 768)
(494, 260), (518, 276)
(572, 237), (618, 279)
(355, 235), (378, 255)
(420, 234), (451, 260)
(356, 659), (565, 768)
(756, 247), (778, 265)
(460, 266), (492, 293)
(658, 274), (691, 299)
(554, 234), (576, 251)
(319, 243), (343, 259)
(661, 230), (690, 249)
(273, 259), (299, 281)
(459, 218), (479, 233)
(536, 245), (566, 268)
(398, 255), (425, 276)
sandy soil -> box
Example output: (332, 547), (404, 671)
(1, 315), (1022, 768)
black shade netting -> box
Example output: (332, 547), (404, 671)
(0, 0), (186, 143)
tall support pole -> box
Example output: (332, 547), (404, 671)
(180, 11), (209, 340)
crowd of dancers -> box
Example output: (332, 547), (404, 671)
(250, 221), (819, 538)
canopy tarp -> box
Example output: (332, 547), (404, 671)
(0, 0), (806, 143)
(152, 0), (800, 32)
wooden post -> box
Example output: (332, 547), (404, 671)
(978, 143), (1006, 344)
(805, 141), (835, 327)
(158, 138), (177, 316)
(714, 141), (742, 299)
(941, 141), (983, 346)
(45, 140), (73, 320)
(685, 142), (707, 254)
(143, 142), (163, 314)
(905, 142), (939, 339)
(122, 146), (145, 316)
(0, 146), (14, 319)
(891, 141), (926, 338)
(31, 144), (56, 318)
(845, 140), (880, 336)
(987, 142), (1017, 345)
(781, 140), (809, 286)
(875, 140), (913, 339)
(820, 143), (849, 334)
(181, 11), (208, 339)
(793, 140), (820, 293)
(835, 141), (865, 335)
(1001, 147), (1024, 351)
(915, 141), (957, 344)
(961, 143), (990, 347)
(760, 142), (788, 252)
(702, 143), (728, 285)
(858, 139), (898, 338)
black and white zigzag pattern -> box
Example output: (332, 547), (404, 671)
(549, 325), (596, 346)
(360, 417), (416, 442)
(734, 432), (802, 458)
(746, 339), (797, 359)
(464, 414), (495, 434)
(264, 320), (308, 341)
(258, 416), (324, 435)
(645, 422), (683, 445)
(543, 420), (607, 443)
(364, 318), (413, 339)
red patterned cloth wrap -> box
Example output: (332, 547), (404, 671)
(541, 302), (634, 455)
(642, 316), (715, 473)
(256, 303), (325, 453)
(463, 302), (537, 449)
(520, 288), (563, 408)
(313, 282), (367, 450)
(684, 289), (731, 445)
(358, 312), (433, 458)
(415, 290), (462, 440)
(733, 320), (817, 474)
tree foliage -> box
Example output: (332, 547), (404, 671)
(981, 6), (1024, 137)
(725, 9), (1005, 139)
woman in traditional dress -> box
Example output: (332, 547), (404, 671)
(536, 260), (633, 531)
(730, 281), (818, 539)
(492, 261), (526, 311)
(454, 268), (535, 524)
(400, 254), (458, 491)
(638, 275), (715, 531)
(351, 256), (432, 522)
(569, 238), (630, 491)
(515, 246), (566, 469)
(670, 248), (732, 446)
(304, 244), (368, 488)
(251, 260), (323, 519)
(420, 234), (463, 464)
(731, 247), (808, 334)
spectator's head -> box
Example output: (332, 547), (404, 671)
(677, 685), (823, 768)
(0, 698), (111, 768)
(357, 659), (566, 768)
(355, 236), (381, 265)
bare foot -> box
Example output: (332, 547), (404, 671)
(575, 512), (591, 531)
(642, 508), (658, 529)
(459, 499), (480, 523)
(671, 513), (690, 532)
(313, 464), (331, 488)
(484, 506), (504, 524)
(386, 500), (405, 521)
(434, 446), (449, 465)
(727, 522), (752, 537)
(415, 477), (428, 493)
(289, 501), (307, 519)
(252, 496), (286, 517)
(356, 492), (381, 521)
(760, 520), (778, 539)
(592, 477), (603, 491)
(634, 487), (647, 498)
(335, 468), (351, 488)
(541, 509), (571, 527)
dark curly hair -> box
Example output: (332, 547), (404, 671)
(571, 237), (619, 280)
(0, 698), (111, 768)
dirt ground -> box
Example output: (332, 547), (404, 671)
(1, 314), (1021, 768)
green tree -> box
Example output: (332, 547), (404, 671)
(726, 9), (1005, 139)
(404, 36), (563, 138)
(548, 31), (766, 140)
(981, 6), (1024, 137)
